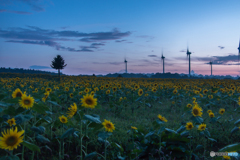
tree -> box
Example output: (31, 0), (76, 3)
(50, 55), (67, 81)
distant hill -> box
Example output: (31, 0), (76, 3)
(0, 67), (64, 75)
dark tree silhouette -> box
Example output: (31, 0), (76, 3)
(50, 55), (67, 81)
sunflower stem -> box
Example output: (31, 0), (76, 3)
(21, 122), (25, 160)
(62, 124), (64, 159)
(104, 138), (107, 160)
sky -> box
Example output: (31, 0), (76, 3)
(1, 0), (240, 76)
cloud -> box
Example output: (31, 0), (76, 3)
(196, 54), (239, 65)
(17, 0), (45, 12)
(6, 40), (58, 47)
(79, 28), (131, 42)
(92, 62), (122, 65)
(136, 35), (154, 39)
(0, 26), (131, 52)
(0, 9), (32, 14)
(218, 46), (225, 49)
(148, 55), (157, 57)
(29, 65), (52, 69)
(115, 40), (126, 42)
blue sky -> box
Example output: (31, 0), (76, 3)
(1, 0), (240, 76)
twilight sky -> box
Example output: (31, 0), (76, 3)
(1, 0), (240, 76)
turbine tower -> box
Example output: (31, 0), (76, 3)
(186, 46), (192, 77)
(124, 58), (127, 73)
(209, 60), (213, 76)
(238, 39), (240, 65)
(161, 50), (165, 74)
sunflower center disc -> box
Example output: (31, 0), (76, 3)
(193, 109), (199, 115)
(86, 99), (92, 105)
(106, 124), (111, 128)
(16, 92), (22, 97)
(24, 100), (30, 104)
(6, 136), (17, 146)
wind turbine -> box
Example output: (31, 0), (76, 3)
(124, 57), (127, 73)
(238, 39), (240, 71)
(209, 59), (213, 77)
(161, 49), (165, 74)
(186, 46), (192, 77)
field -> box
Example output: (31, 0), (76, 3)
(0, 73), (240, 160)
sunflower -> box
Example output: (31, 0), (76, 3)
(187, 104), (192, 108)
(119, 97), (123, 102)
(84, 88), (90, 93)
(65, 87), (69, 92)
(209, 112), (215, 118)
(12, 88), (23, 98)
(59, 115), (68, 123)
(81, 94), (97, 109)
(69, 93), (74, 98)
(45, 88), (52, 93)
(207, 110), (212, 114)
(90, 91), (95, 96)
(223, 155), (231, 160)
(198, 123), (206, 131)
(192, 104), (203, 117)
(208, 95), (213, 99)
(131, 126), (137, 130)
(105, 84), (109, 88)
(152, 88), (157, 92)
(7, 118), (16, 127)
(112, 87), (117, 92)
(102, 119), (115, 132)
(79, 91), (83, 95)
(172, 101), (175, 105)
(106, 90), (110, 94)
(219, 108), (225, 115)
(173, 90), (177, 94)
(185, 122), (194, 130)
(192, 97), (196, 101)
(67, 103), (77, 118)
(124, 97), (127, 100)
(0, 127), (24, 150)
(19, 94), (35, 110)
(138, 89), (143, 96)
(145, 93), (148, 97)
(157, 114), (168, 122)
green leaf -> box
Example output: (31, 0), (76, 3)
(47, 100), (62, 107)
(32, 102), (49, 114)
(111, 142), (124, 152)
(208, 138), (217, 142)
(190, 116), (203, 124)
(219, 143), (240, 152)
(15, 107), (25, 115)
(176, 125), (186, 133)
(3, 106), (16, 116)
(61, 128), (75, 140)
(234, 119), (240, 125)
(31, 126), (45, 134)
(204, 130), (211, 137)
(22, 141), (40, 153)
(36, 135), (50, 144)
(180, 131), (189, 137)
(165, 128), (177, 134)
(231, 126), (239, 134)
(88, 122), (103, 132)
(83, 115), (101, 123)
(144, 131), (155, 138)
(194, 145), (203, 151)
(0, 155), (20, 160)
(0, 102), (14, 108)
(98, 132), (112, 140)
(3, 98), (21, 104)
(84, 152), (98, 160)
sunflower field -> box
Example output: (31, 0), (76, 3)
(0, 73), (240, 160)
